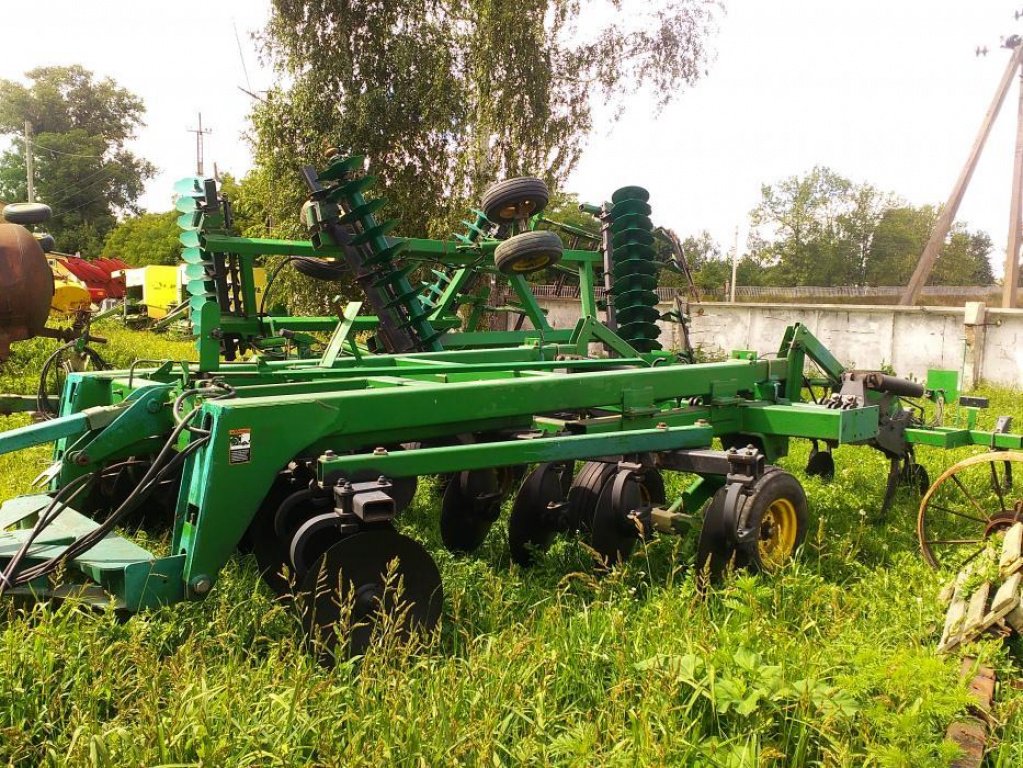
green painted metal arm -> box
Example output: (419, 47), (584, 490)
(0, 407), (117, 456)
(779, 324), (846, 401)
(317, 423), (715, 479)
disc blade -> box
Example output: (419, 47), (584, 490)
(299, 527), (443, 664)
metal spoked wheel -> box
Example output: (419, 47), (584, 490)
(917, 451), (1023, 570)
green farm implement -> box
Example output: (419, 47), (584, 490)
(1, 153), (1021, 661)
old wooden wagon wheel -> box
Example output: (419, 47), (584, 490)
(917, 451), (1023, 570)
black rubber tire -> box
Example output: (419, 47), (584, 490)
(735, 469), (809, 573)
(2, 202), (52, 225)
(481, 177), (549, 224)
(33, 232), (56, 253)
(494, 230), (563, 276)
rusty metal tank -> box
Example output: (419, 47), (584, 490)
(0, 223), (55, 360)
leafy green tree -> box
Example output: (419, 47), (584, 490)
(932, 228), (995, 286)
(102, 211), (180, 266)
(750, 168), (994, 288)
(866, 206), (934, 285)
(0, 66), (155, 257)
(248, 0), (719, 246)
(749, 167), (857, 286)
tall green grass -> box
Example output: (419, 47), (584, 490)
(0, 329), (1021, 766)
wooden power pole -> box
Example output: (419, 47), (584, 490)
(901, 42), (1023, 306)
(24, 121), (34, 202)
(1004, 63), (1023, 308)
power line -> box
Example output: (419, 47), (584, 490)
(30, 141), (108, 160)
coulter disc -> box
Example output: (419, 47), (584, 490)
(439, 469), (502, 554)
(299, 527), (443, 663)
(508, 462), (571, 566)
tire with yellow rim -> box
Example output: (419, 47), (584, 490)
(494, 230), (563, 276)
(736, 468), (808, 573)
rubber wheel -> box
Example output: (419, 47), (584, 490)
(900, 462), (930, 495)
(494, 231), (563, 275)
(33, 232), (55, 253)
(735, 470), (808, 573)
(481, 177), (549, 224)
(2, 202), (52, 225)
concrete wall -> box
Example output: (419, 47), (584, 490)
(534, 295), (1023, 389)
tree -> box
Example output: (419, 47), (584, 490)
(248, 0), (719, 246)
(0, 66), (155, 256)
(749, 168), (994, 288)
(932, 228), (995, 286)
(102, 211), (181, 266)
(866, 206), (934, 285)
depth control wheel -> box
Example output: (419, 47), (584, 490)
(696, 469), (808, 580)
(494, 231), (563, 275)
(299, 526), (443, 664)
(918, 451), (1023, 570)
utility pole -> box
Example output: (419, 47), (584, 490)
(729, 225), (739, 303)
(901, 41), (1023, 305)
(186, 113), (212, 177)
(24, 121), (34, 202)
(1005, 62), (1023, 308)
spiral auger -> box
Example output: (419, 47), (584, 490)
(607, 186), (662, 352)
(301, 154), (443, 352)
(175, 176), (230, 369)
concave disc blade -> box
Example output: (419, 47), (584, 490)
(439, 469), (500, 554)
(508, 463), (567, 566)
(299, 527), (443, 664)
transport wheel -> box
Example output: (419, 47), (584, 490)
(567, 461), (617, 534)
(493, 231), (563, 275)
(696, 469), (808, 580)
(299, 526), (443, 664)
(508, 462), (572, 566)
(917, 451), (1023, 570)
(2, 201), (51, 225)
(736, 470), (808, 573)
(481, 177), (549, 224)
(439, 468), (504, 553)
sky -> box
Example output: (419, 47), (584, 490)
(2, 1), (1023, 276)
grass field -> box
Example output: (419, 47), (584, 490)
(1, 325), (1021, 767)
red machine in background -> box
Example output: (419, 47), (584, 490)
(54, 255), (127, 303)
